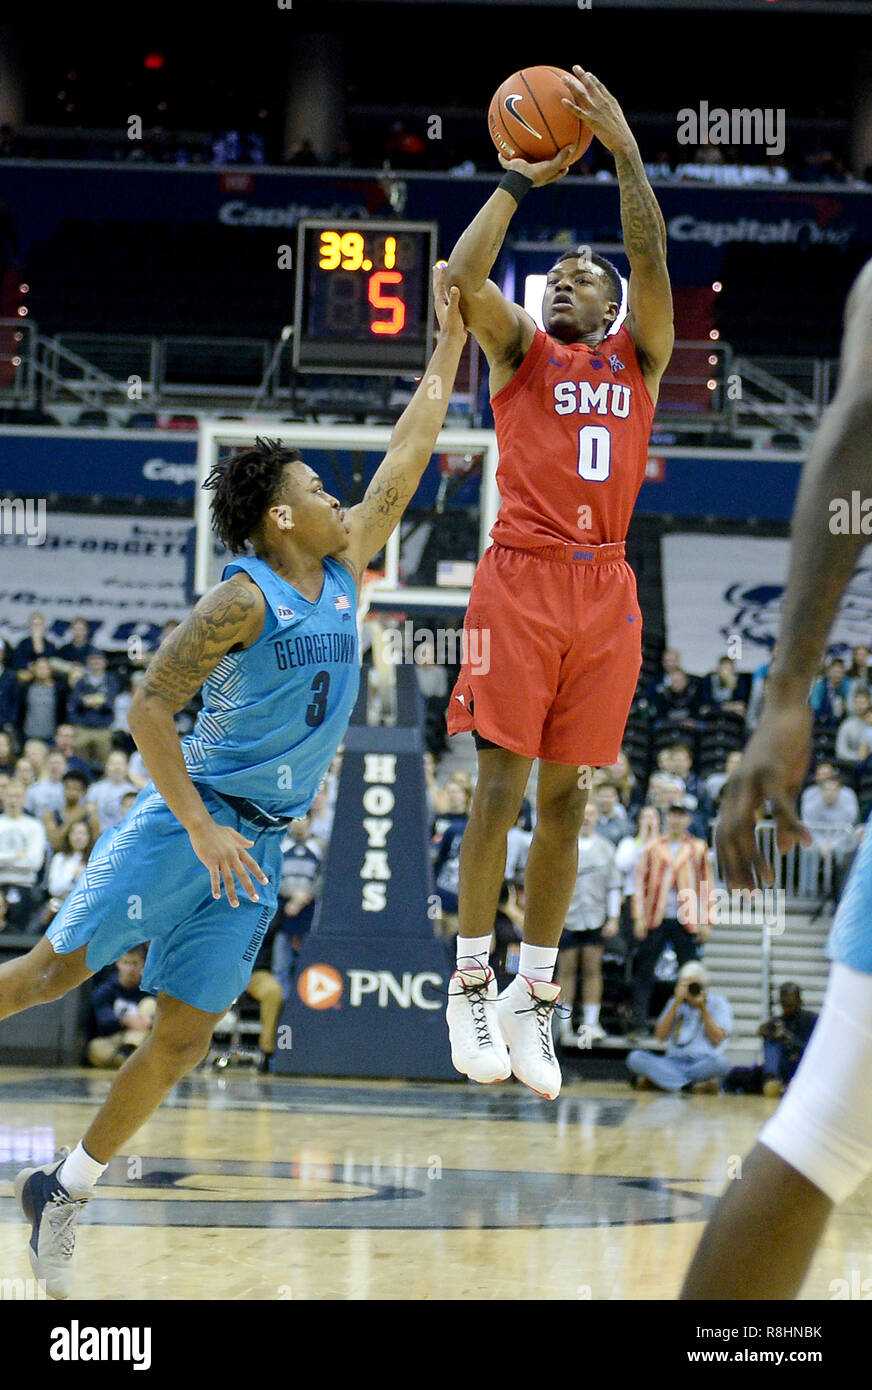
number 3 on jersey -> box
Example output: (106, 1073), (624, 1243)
(306, 670), (330, 727)
(577, 424), (611, 481)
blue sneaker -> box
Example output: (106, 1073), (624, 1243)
(14, 1149), (91, 1299)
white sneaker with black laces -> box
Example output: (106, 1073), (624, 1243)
(497, 975), (563, 1099)
(14, 1149), (91, 1300)
(446, 965), (511, 1084)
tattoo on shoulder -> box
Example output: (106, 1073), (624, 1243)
(140, 575), (263, 710)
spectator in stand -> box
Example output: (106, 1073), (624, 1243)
(85, 749), (137, 832)
(272, 814), (324, 997)
(23, 738), (49, 776)
(705, 749), (744, 813)
(650, 668), (698, 730)
(745, 671), (769, 731)
(631, 800), (713, 1036)
(844, 644), (871, 706)
(557, 803), (621, 1046)
(13, 756), (36, 793)
(415, 636), (450, 757)
(431, 774), (472, 841)
(0, 779), (48, 929)
(800, 760), (859, 825)
(0, 730), (16, 775)
(39, 818), (93, 928)
(615, 804), (661, 955)
(67, 650), (120, 766)
(0, 640), (20, 733)
(307, 786), (333, 852)
(20, 655), (65, 742)
(627, 961), (732, 1093)
(505, 799), (533, 886)
(594, 780), (632, 847)
(110, 670), (146, 755)
(670, 741), (714, 838)
(51, 723), (92, 782)
(126, 747), (150, 790)
(798, 774), (862, 900)
(86, 946), (156, 1068)
(42, 768), (101, 852)
(810, 655), (849, 726)
(25, 749), (67, 819)
(603, 750), (639, 817)
(695, 655), (750, 719)
(432, 779), (471, 932)
(646, 647), (682, 702)
(836, 686), (872, 763)
(241, 917), (284, 1073)
(749, 642), (776, 701)
(12, 613), (56, 678)
(55, 617), (96, 673)
(646, 771), (685, 822)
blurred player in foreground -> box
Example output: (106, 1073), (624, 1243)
(0, 266), (466, 1299)
(681, 258), (872, 1299)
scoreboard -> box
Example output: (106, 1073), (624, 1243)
(293, 219), (438, 375)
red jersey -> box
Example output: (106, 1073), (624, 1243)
(489, 324), (655, 550)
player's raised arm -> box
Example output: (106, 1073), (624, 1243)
(562, 67), (674, 398)
(445, 147), (574, 368)
(127, 575), (270, 905)
(716, 258), (872, 890)
(341, 262), (467, 572)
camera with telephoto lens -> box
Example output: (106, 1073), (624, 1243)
(686, 980), (703, 997)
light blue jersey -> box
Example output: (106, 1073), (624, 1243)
(47, 552), (361, 1013)
(181, 554), (360, 819)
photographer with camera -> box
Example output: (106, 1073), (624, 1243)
(627, 961), (733, 1093)
(758, 982), (817, 1098)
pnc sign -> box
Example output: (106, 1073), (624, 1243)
(297, 964), (344, 1010)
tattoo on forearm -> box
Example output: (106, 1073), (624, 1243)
(140, 577), (260, 711)
(361, 466), (412, 526)
(614, 150), (667, 260)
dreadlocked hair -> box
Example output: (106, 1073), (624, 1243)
(204, 436), (303, 553)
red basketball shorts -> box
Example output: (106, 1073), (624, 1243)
(446, 541), (643, 766)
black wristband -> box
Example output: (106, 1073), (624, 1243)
(498, 170), (534, 205)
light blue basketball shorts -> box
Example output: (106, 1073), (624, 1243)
(826, 812), (872, 974)
(47, 781), (283, 1013)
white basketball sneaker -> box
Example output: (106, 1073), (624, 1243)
(446, 965), (512, 1084)
(497, 975), (563, 1099)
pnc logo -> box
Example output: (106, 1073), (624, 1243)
(297, 964), (343, 1010)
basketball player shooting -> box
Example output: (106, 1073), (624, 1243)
(0, 265), (466, 1299)
(445, 68), (674, 1098)
(681, 258), (872, 1300)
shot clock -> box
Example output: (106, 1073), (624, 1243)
(293, 219), (438, 374)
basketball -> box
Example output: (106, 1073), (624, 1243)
(488, 66), (593, 165)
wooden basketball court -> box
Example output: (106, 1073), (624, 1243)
(1, 1066), (870, 1300)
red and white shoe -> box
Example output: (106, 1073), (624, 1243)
(497, 975), (563, 1099)
(446, 965), (511, 1084)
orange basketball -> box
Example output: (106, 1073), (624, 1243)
(488, 66), (593, 165)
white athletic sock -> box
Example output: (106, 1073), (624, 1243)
(59, 1142), (107, 1193)
(583, 1003), (600, 1027)
(456, 934), (493, 970)
(518, 943), (558, 983)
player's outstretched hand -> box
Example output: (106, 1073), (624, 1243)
(716, 700), (813, 891)
(188, 818), (270, 907)
(433, 261), (467, 342)
(560, 67), (634, 156)
(497, 146), (575, 187)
